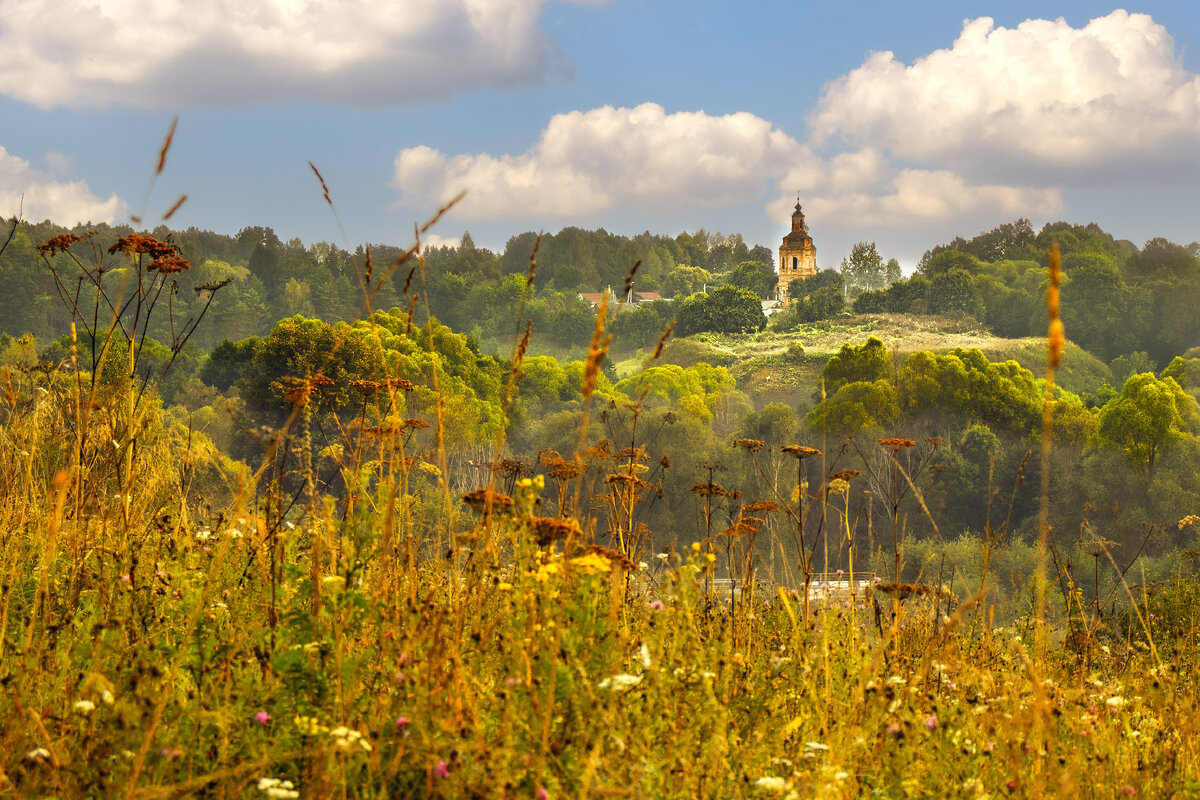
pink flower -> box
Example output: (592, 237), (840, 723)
(1120, 786), (1135, 796)
(255, 711), (271, 725)
(924, 714), (939, 731)
(395, 716), (410, 729)
(433, 760), (449, 779)
(837, 569), (844, 575)
(886, 723), (902, 736)
(536, 789), (549, 800)
(120, 574), (131, 583)
(648, 599), (664, 611)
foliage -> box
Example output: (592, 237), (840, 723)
(1095, 372), (1200, 474)
(674, 286), (765, 336)
(820, 336), (890, 394)
(840, 241), (887, 296)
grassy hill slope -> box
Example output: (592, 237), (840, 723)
(629, 313), (1111, 409)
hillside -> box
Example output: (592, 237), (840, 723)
(635, 313), (1111, 408)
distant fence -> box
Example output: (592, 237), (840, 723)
(805, 573), (875, 602)
(703, 573), (876, 603)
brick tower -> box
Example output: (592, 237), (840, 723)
(777, 200), (817, 304)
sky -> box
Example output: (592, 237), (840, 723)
(3, 1), (1200, 270)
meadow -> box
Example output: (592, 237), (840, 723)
(1, 165), (1199, 799)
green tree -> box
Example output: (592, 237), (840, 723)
(807, 379), (899, 435)
(1095, 373), (1200, 475)
(928, 268), (984, 319)
(821, 337), (889, 394)
(662, 265), (712, 298)
(723, 259), (777, 299)
(200, 337), (260, 393)
(840, 241), (886, 296)
(674, 287), (765, 335)
(884, 258), (902, 286)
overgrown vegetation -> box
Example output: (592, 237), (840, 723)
(2, 169), (1200, 796)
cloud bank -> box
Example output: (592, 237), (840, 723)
(811, 10), (1200, 179)
(0, 146), (125, 224)
(0, 0), (593, 108)
(393, 102), (1058, 230)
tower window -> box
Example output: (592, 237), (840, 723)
(792, 257), (797, 269)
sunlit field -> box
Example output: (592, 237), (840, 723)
(1, 143), (1199, 799)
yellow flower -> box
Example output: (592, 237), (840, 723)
(570, 552), (612, 574)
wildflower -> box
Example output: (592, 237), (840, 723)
(395, 716), (410, 729)
(598, 673), (643, 691)
(257, 777), (300, 799)
(160, 746), (184, 760)
(255, 711), (271, 725)
(100, 689), (114, 706)
(1120, 786), (1135, 796)
(74, 699), (96, 714)
(329, 726), (372, 751)
(1106, 696), (1127, 709)
(803, 741), (830, 754)
(570, 552), (613, 574)
(434, 760), (450, 779)
(755, 776), (789, 791)
(26, 747), (51, 762)
(536, 788), (549, 800)
(886, 723), (902, 737)
(228, 529), (243, 539)
(655, 552), (669, 561)
(924, 714), (939, 731)
(648, 599), (664, 611)
(120, 574), (131, 583)
(294, 715), (328, 736)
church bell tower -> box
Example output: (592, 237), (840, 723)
(777, 200), (817, 304)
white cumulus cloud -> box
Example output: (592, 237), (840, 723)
(393, 102), (804, 218)
(811, 10), (1200, 180)
(0, 0), (595, 109)
(774, 150), (1062, 229)
(0, 146), (125, 225)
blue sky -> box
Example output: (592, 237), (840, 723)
(3, 1), (1200, 269)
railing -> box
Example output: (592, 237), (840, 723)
(806, 573), (876, 602)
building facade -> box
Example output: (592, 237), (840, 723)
(777, 201), (817, 304)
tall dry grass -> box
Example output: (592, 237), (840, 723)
(0, 130), (1198, 799)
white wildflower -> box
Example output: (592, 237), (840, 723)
(100, 689), (115, 706)
(329, 726), (371, 751)
(641, 643), (652, 669)
(755, 776), (789, 791)
(73, 699), (95, 714)
(196, 529), (213, 541)
(1106, 696), (1127, 709)
(257, 777), (300, 798)
(598, 673), (643, 691)
(26, 747), (51, 762)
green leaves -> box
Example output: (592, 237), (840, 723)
(1096, 372), (1200, 473)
